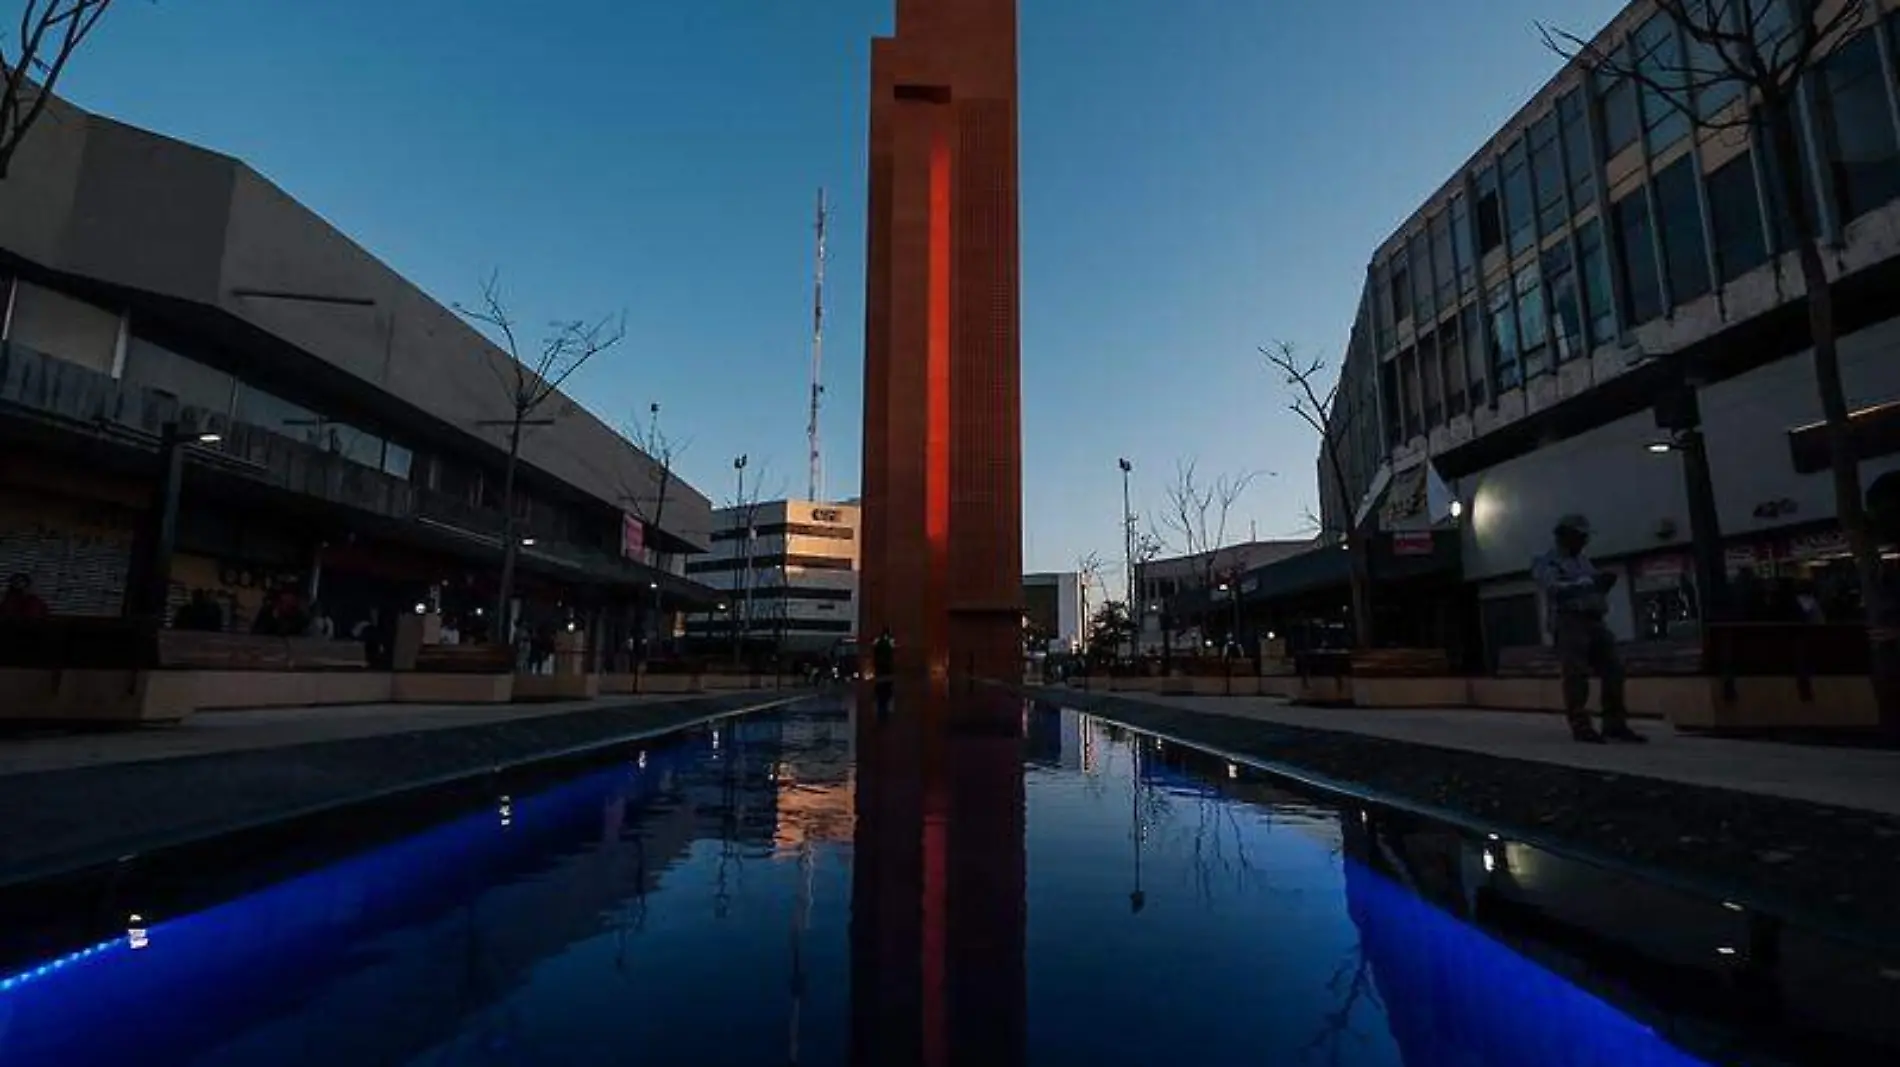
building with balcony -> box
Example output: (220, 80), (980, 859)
(0, 97), (718, 651)
(684, 499), (858, 656)
(1324, 1), (1900, 663)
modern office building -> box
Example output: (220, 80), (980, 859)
(1321, 1), (1900, 659)
(859, 0), (1023, 681)
(0, 95), (718, 648)
(1021, 571), (1086, 653)
(684, 499), (859, 656)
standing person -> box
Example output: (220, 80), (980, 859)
(0, 573), (48, 620)
(1532, 514), (1644, 744)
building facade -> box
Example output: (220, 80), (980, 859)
(1325, 0), (1900, 658)
(1021, 571), (1085, 653)
(1134, 541), (1313, 653)
(684, 500), (859, 656)
(0, 96), (716, 649)
(859, 0), (1024, 681)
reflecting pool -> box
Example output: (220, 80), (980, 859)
(0, 690), (1812, 1065)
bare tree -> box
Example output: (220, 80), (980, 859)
(1540, 0), (1898, 733)
(456, 272), (625, 631)
(1075, 550), (1105, 654)
(621, 402), (690, 661)
(1158, 458), (1257, 649)
(1264, 341), (1372, 649)
(0, 0), (119, 180)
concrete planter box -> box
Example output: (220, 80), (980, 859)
(1110, 676), (1162, 693)
(513, 673), (601, 702)
(1259, 676), (1303, 699)
(1469, 676), (1684, 718)
(642, 674), (703, 694)
(192, 670), (396, 711)
(701, 673), (758, 692)
(1180, 675), (1258, 696)
(1297, 676), (1353, 705)
(0, 668), (195, 724)
(1352, 676), (1471, 709)
(1668, 676), (1879, 731)
(392, 673), (514, 705)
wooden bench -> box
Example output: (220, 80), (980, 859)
(414, 643), (515, 674)
(1496, 639), (1700, 678)
(156, 632), (369, 671)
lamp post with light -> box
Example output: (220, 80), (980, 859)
(1649, 383), (1730, 625)
(1118, 458), (1134, 660)
(124, 420), (223, 622)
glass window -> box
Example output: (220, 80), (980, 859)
(1503, 140), (1536, 255)
(1410, 232), (1434, 321)
(1635, 15), (1691, 153)
(1450, 195), (1476, 291)
(1544, 244), (1584, 363)
(1441, 312), (1467, 417)
(1372, 264), (1393, 352)
(1613, 188), (1664, 325)
(1653, 156), (1713, 305)
(1475, 165), (1505, 255)
(1707, 152), (1768, 282)
(1398, 349), (1421, 439)
(382, 441), (414, 480)
(1560, 89), (1596, 208)
(1530, 113), (1568, 235)
(325, 423), (386, 469)
(1686, 0), (1743, 119)
(121, 335), (236, 416)
(235, 385), (320, 443)
(1463, 303), (1487, 407)
(1578, 217), (1618, 346)
(1389, 255), (1412, 324)
(1813, 31), (1900, 222)
(1380, 358), (1402, 449)
(1597, 63), (1640, 158)
(1419, 332), (1443, 429)
(1488, 284), (1522, 391)
(1431, 211), (1456, 307)
(1758, 98), (1823, 250)
(1516, 266), (1550, 379)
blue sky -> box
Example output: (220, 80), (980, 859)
(56, 0), (1623, 575)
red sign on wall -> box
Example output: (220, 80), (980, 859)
(621, 514), (646, 561)
(1392, 531), (1434, 557)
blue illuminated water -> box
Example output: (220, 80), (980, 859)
(0, 698), (1713, 1066)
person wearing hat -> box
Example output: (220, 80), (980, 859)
(1532, 514), (1644, 744)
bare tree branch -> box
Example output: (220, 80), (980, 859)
(0, 1), (120, 181)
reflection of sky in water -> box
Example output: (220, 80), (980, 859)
(0, 706), (1706, 1066)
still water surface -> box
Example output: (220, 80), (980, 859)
(0, 695), (1710, 1066)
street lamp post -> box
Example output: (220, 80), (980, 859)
(1118, 458), (1134, 661)
(124, 421), (223, 622)
(1653, 383), (1730, 626)
(732, 454), (749, 665)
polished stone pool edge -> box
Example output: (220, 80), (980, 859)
(1035, 686), (1900, 956)
(0, 691), (807, 890)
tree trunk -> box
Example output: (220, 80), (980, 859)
(1765, 99), (1900, 737)
(495, 419), (523, 643)
(1347, 529), (1374, 650)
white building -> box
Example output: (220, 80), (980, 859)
(1022, 571), (1086, 653)
(685, 499), (858, 655)
(1319, 0), (1900, 658)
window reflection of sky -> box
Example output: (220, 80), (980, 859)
(0, 705), (1710, 1067)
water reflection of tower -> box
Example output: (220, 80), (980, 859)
(851, 682), (1026, 1067)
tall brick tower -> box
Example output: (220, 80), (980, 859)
(859, 0), (1023, 682)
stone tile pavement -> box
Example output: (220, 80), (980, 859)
(1081, 693), (1900, 817)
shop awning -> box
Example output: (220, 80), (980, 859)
(1239, 529), (1462, 604)
(1787, 401), (1900, 474)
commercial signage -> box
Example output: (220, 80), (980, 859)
(812, 508), (842, 523)
(1379, 464), (1429, 532)
(621, 514), (646, 561)
(1392, 530), (1434, 557)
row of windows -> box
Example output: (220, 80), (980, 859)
(687, 553), (856, 574)
(711, 522), (854, 542)
(1, 275), (623, 557)
(1359, 15), (1900, 453)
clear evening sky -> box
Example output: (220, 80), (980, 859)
(56, 0), (1622, 578)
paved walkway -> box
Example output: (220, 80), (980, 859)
(1079, 692), (1900, 817)
(0, 691), (789, 778)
